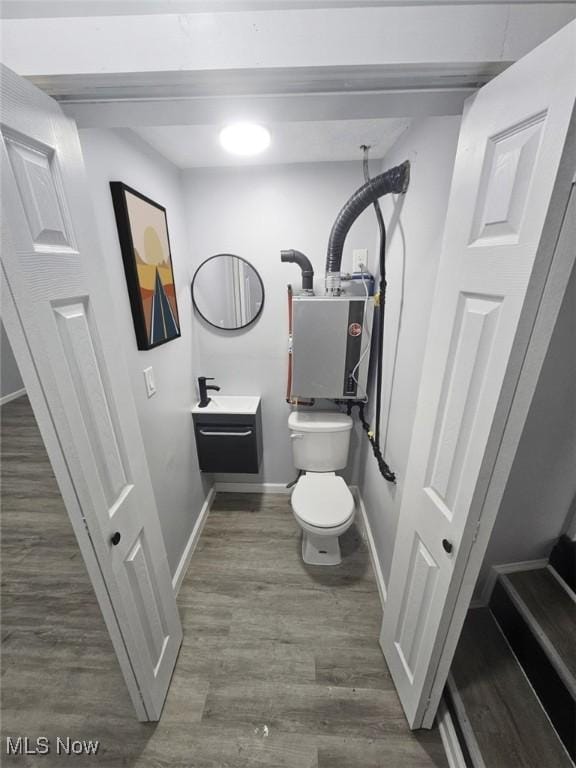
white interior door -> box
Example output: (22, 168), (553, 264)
(380, 21), (576, 728)
(0, 64), (182, 721)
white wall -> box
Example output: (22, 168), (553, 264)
(182, 161), (378, 485)
(356, 117), (462, 589)
(79, 128), (209, 577)
(477, 261), (576, 592)
(1, 321), (24, 401)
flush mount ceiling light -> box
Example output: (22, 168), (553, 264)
(219, 123), (271, 156)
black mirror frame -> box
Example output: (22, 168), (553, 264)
(191, 253), (265, 331)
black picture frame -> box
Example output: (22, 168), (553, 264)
(110, 182), (181, 350)
(191, 253), (265, 331)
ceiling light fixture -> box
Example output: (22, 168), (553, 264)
(219, 123), (271, 156)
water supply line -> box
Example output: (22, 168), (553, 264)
(281, 251), (316, 406)
(285, 284), (314, 406)
(286, 284), (294, 402)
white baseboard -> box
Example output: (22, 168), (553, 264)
(446, 672), (485, 768)
(172, 486), (215, 595)
(437, 697), (467, 768)
(0, 387), (26, 406)
(480, 558), (548, 605)
(214, 482), (291, 494)
(351, 485), (387, 608)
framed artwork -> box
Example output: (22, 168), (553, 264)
(110, 182), (181, 350)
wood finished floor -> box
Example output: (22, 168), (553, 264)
(1, 396), (447, 767)
(451, 608), (573, 768)
(506, 568), (576, 683)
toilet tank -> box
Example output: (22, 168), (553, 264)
(288, 411), (353, 471)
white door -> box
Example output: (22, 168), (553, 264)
(381, 21), (576, 728)
(0, 64), (182, 721)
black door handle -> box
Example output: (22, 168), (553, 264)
(110, 531), (121, 546)
(442, 539), (453, 554)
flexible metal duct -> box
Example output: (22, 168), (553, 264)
(325, 160), (410, 292)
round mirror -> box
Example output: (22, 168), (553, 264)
(191, 254), (265, 331)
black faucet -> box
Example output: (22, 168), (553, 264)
(198, 377), (220, 408)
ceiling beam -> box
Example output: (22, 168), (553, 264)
(3, 5), (575, 79)
(64, 89), (473, 128)
(4, 5), (573, 128)
(2, 0), (575, 19)
(32, 63), (505, 101)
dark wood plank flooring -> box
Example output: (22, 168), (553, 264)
(451, 608), (572, 768)
(1, 396), (447, 767)
(507, 568), (576, 683)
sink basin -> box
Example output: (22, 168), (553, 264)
(192, 395), (263, 473)
(191, 395), (261, 415)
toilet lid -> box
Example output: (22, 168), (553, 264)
(292, 474), (354, 528)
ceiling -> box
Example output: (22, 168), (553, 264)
(133, 118), (411, 168)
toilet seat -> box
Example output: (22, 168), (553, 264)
(291, 473), (354, 529)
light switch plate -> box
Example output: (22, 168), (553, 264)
(143, 366), (156, 398)
(353, 248), (368, 273)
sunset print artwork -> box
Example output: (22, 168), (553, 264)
(110, 183), (181, 350)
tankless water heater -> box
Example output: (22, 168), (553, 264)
(290, 294), (374, 400)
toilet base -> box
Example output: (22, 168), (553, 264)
(302, 530), (341, 566)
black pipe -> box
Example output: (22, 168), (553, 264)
(357, 402), (396, 483)
(280, 249), (314, 290)
(325, 160), (410, 281)
(363, 151), (386, 451)
(361, 147), (396, 482)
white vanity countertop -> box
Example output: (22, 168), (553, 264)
(191, 395), (261, 415)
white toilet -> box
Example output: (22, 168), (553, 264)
(288, 411), (355, 566)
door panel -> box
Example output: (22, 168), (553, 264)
(395, 535), (439, 682)
(380, 21), (576, 728)
(124, 532), (171, 674)
(53, 300), (130, 503)
(1, 64), (182, 721)
(470, 112), (546, 246)
(4, 129), (77, 253)
(426, 292), (502, 512)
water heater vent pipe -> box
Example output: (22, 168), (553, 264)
(280, 249), (314, 291)
(325, 160), (410, 293)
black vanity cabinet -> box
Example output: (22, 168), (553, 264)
(192, 398), (262, 474)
